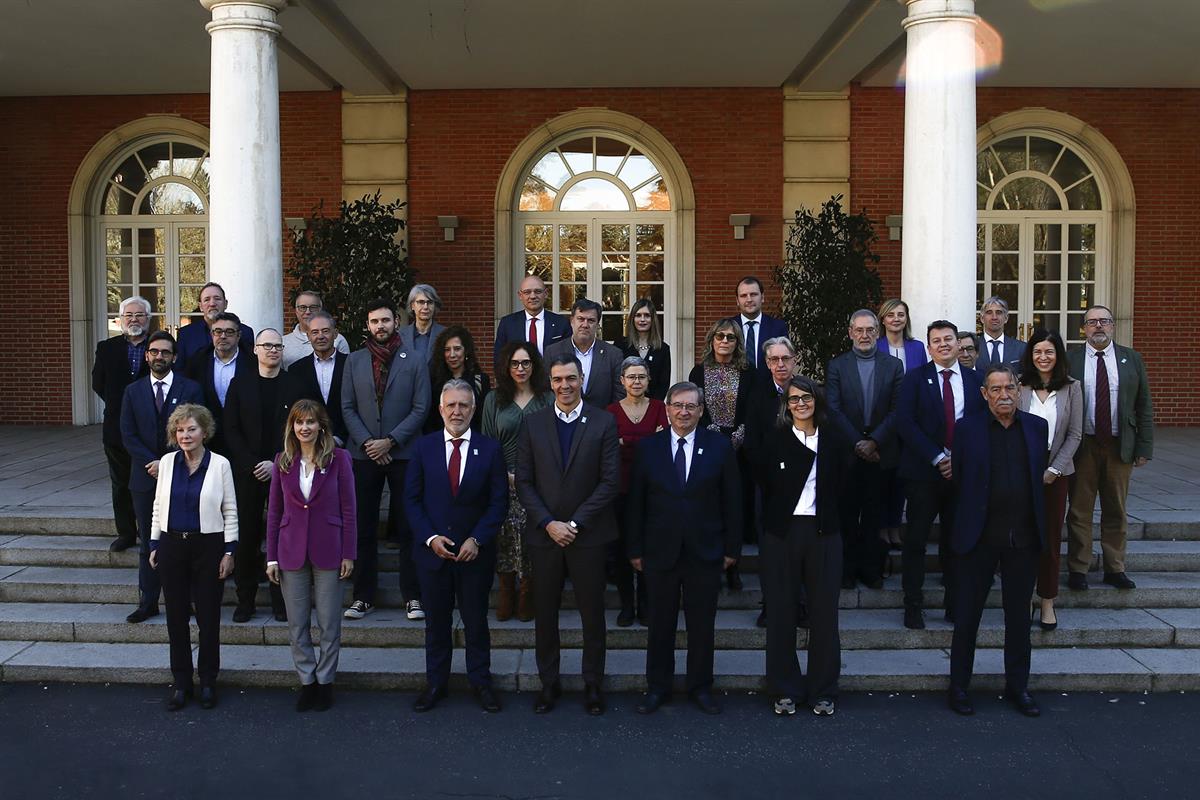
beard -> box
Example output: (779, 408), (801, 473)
(204, 308), (222, 323)
(124, 323), (145, 338)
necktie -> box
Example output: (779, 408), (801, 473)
(1094, 351), (1112, 443)
(675, 436), (688, 487)
(154, 381), (165, 415)
(990, 339), (1001, 364)
(448, 438), (464, 497)
(745, 320), (758, 368)
(941, 369), (956, 448)
(528, 316), (538, 351)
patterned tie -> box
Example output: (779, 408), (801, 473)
(154, 381), (165, 415)
(990, 339), (1001, 364)
(745, 320), (758, 368)
(1094, 351), (1113, 444)
(528, 316), (538, 351)
(448, 438), (464, 497)
(675, 436), (688, 487)
(941, 369), (956, 448)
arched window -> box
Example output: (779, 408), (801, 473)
(98, 138), (210, 337)
(977, 133), (1104, 345)
(517, 134), (673, 341)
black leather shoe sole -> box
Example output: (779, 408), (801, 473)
(533, 683), (562, 714)
(947, 690), (974, 716)
(1067, 572), (1089, 591)
(903, 609), (925, 630)
(475, 687), (501, 713)
(126, 606), (159, 624)
(166, 687), (193, 711)
(1103, 573), (1137, 590)
(109, 538), (137, 553)
(199, 686), (217, 709)
(231, 606), (254, 623)
(413, 686), (447, 712)
(636, 692), (669, 714)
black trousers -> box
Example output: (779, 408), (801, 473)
(416, 549), (496, 689)
(530, 543), (607, 687)
(841, 458), (888, 583)
(609, 496), (646, 613)
(131, 488), (161, 610)
(761, 518), (842, 702)
(903, 478), (958, 611)
(232, 473), (284, 612)
(158, 532), (225, 688)
(352, 458), (419, 605)
(644, 558), (722, 694)
(103, 443), (138, 541)
(949, 542), (1038, 693)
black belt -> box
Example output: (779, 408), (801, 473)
(165, 530), (218, 539)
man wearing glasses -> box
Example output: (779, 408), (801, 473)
(93, 296), (152, 553)
(281, 289), (349, 368)
(175, 281), (254, 371)
(185, 311), (254, 455)
(1064, 305), (1153, 591)
(493, 274), (569, 364)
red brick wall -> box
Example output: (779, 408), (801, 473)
(850, 84), (1200, 425)
(405, 88), (783, 371)
(0, 91), (342, 424)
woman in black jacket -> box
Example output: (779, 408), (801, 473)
(615, 298), (672, 401)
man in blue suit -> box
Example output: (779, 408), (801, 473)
(895, 320), (985, 630)
(947, 364), (1047, 718)
(175, 282), (254, 371)
(404, 379), (508, 713)
(731, 276), (789, 377)
(119, 331), (204, 624)
(493, 274), (570, 365)
(973, 296), (1026, 371)
(626, 380), (742, 715)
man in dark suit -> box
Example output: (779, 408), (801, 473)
(973, 296), (1026, 371)
(731, 276), (789, 377)
(119, 331), (204, 624)
(516, 352), (620, 715)
(957, 331), (980, 370)
(92, 296), (150, 552)
(404, 379), (509, 713)
(288, 309), (349, 445)
(895, 320), (986, 629)
(175, 281), (254, 371)
(947, 364), (1047, 718)
(1065, 304), (1154, 591)
(626, 380), (742, 715)
(825, 309), (904, 589)
(544, 298), (625, 407)
(184, 311), (254, 455)
(493, 274), (569, 364)
(223, 327), (302, 622)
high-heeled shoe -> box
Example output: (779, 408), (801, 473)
(1031, 603), (1058, 631)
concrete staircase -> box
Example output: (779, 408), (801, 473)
(1, 509), (1198, 693)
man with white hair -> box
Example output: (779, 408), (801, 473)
(92, 296), (152, 552)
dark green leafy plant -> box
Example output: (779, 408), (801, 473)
(774, 195), (882, 382)
(289, 191), (413, 349)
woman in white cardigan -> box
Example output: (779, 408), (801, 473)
(148, 403), (238, 711)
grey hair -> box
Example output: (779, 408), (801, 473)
(761, 336), (796, 357)
(983, 363), (1017, 385)
(255, 327), (282, 342)
(619, 356), (648, 376)
(665, 381), (704, 406)
(308, 309), (335, 327)
(981, 295), (1009, 315)
(849, 308), (879, 328)
(119, 295), (152, 316)
(408, 283), (443, 311)
(440, 377), (475, 405)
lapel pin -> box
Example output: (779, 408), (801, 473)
(927, 378), (933, 385)
(698, 448), (704, 455)
(320, 468), (327, 474)
(581, 416), (588, 423)
(399, 352), (407, 358)
(779, 462), (786, 470)
(1120, 358), (1127, 364)
(473, 449), (479, 456)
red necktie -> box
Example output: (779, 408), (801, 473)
(448, 438), (463, 497)
(1094, 351), (1112, 444)
(528, 316), (538, 351)
(941, 369), (956, 448)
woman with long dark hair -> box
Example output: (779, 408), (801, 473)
(615, 298), (672, 401)
(425, 325), (491, 432)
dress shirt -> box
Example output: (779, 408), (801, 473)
(525, 311), (546, 354)
(127, 338), (147, 376)
(213, 349), (239, 407)
(740, 314), (761, 357)
(298, 457), (315, 501)
(791, 426), (819, 516)
(1027, 390), (1058, 450)
(1082, 342), (1120, 436)
(554, 401), (583, 424)
(889, 342), (907, 371)
(983, 334), (1008, 363)
(426, 429), (474, 546)
(281, 324), (349, 368)
(148, 369), (175, 398)
(671, 427), (697, 481)
(932, 360), (965, 465)
(312, 351), (336, 402)
(573, 340), (596, 393)
(411, 327), (434, 362)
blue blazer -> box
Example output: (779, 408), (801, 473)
(625, 427), (743, 571)
(493, 309), (569, 364)
(950, 410), (1048, 555)
(876, 337), (928, 374)
(176, 320), (254, 373)
(118, 374), (205, 492)
(895, 361), (985, 482)
(404, 431), (509, 573)
(727, 313), (788, 378)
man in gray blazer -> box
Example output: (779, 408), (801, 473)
(398, 283), (447, 364)
(974, 296), (1027, 370)
(544, 298), (625, 407)
(516, 352), (620, 716)
(341, 297), (431, 621)
(825, 309), (904, 589)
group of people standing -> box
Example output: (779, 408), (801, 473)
(91, 272), (1152, 719)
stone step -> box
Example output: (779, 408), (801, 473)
(0, 640), (1193, 692)
(0, 601), (1194, 650)
(3, 564), (1200, 609)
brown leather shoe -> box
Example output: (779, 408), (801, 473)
(517, 575), (535, 622)
(496, 572), (516, 621)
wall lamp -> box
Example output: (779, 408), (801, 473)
(438, 215), (460, 242)
(729, 214), (751, 240)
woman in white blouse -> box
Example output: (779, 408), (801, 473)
(1018, 330), (1083, 630)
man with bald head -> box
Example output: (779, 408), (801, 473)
(493, 274), (570, 364)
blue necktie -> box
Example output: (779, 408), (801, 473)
(990, 339), (1000, 364)
(675, 436), (688, 487)
(746, 320), (758, 368)
(154, 380), (165, 415)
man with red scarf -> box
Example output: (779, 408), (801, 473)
(341, 298), (431, 621)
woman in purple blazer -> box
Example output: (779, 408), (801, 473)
(266, 399), (357, 712)
(876, 299), (928, 551)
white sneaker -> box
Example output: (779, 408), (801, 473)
(344, 600), (373, 620)
(406, 600), (425, 620)
(773, 697), (797, 716)
(812, 698), (836, 716)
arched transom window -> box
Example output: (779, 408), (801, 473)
(977, 133), (1104, 345)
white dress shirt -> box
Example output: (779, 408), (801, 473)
(525, 311), (546, 354)
(1083, 342), (1120, 436)
(740, 314), (762, 360)
(298, 457), (315, 501)
(312, 351), (337, 403)
(791, 426), (818, 516)
(1027, 390), (1058, 449)
(149, 369), (175, 398)
(424, 429), (473, 547)
(983, 333), (1009, 364)
(281, 324), (350, 368)
(671, 427), (697, 481)
(573, 340), (595, 393)
(554, 401), (583, 423)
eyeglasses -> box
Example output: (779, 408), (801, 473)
(786, 394), (815, 406)
(1084, 318), (1114, 328)
(623, 374), (648, 382)
(147, 348), (174, 357)
(120, 312), (149, 320)
(509, 359), (532, 369)
(959, 345), (977, 353)
(850, 326), (878, 336)
(668, 402), (700, 412)
(411, 298), (435, 307)
(257, 343), (285, 352)
(211, 328), (239, 338)
(713, 332), (739, 342)
(295, 303), (322, 312)
(765, 355), (794, 365)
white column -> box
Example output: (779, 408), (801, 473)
(201, 0), (285, 334)
(900, 0), (978, 332)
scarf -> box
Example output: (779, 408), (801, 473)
(366, 332), (403, 407)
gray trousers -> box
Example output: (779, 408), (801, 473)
(279, 564), (344, 686)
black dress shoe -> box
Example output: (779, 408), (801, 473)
(616, 607), (635, 628)
(1005, 689), (1041, 717)
(412, 685), (447, 712)
(232, 604), (254, 623)
(166, 686), (192, 711)
(637, 690), (669, 714)
(756, 609), (767, 628)
(296, 682), (318, 712)
(726, 565), (743, 592)
(126, 605), (159, 623)
(273, 608), (288, 622)
(584, 684), (605, 716)
(1103, 572), (1136, 590)
(313, 683), (333, 712)
(1067, 571), (1089, 591)
(947, 686), (974, 716)
(109, 537), (137, 553)
(690, 689), (721, 715)
(903, 607), (925, 630)
(533, 682), (562, 714)
(474, 686), (501, 713)
(862, 577), (884, 590)
(199, 685), (217, 709)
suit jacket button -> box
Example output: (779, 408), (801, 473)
(303, 504), (308, 509)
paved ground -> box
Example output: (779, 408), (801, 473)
(1, 683), (1197, 799)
